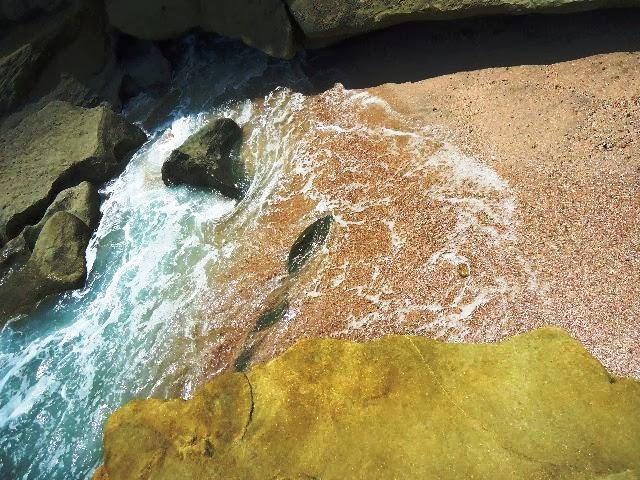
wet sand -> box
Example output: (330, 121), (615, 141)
(190, 17), (639, 383)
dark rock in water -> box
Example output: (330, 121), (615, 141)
(288, 215), (333, 275)
(162, 118), (246, 199)
(105, 0), (297, 59)
(23, 181), (101, 250)
(0, 211), (91, 322)
(95, 328), (640, 480)
(0, 100), (146, 245)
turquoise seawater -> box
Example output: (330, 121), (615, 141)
(0, 37), (312, 479)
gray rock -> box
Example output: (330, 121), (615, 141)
(285, 0), (640, 47)
(119, 41), (171, 100)
(0, 211), (91, 322)
(0, 0), (110, 116)
(105, 0), (297, 59)
(23, 181), (100, 249)
(161, 118), (246, 199)
(0, 100), (146, 244)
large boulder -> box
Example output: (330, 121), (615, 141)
(0, 100), (146, 245)
(284, 0), (640, 46)
(0, 211), (91, 321)
(105, 0), (296, 59)
(95, 328), (640, 479)
(162, 118), (246, 199)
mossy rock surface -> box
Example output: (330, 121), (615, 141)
(162, 118), (246, 199)
(0, 100), (146, 244)
(285, 0), (640, 46)
(97, 327), (640, 480)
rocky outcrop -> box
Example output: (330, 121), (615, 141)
(0, 100), (146, 245)
(22, 181), (101, 249)
(162, 118), (246, 199)
(0, 181), (100, 277)
(0, 0), (111, 117)
(285, 0), (640, 47)
(0, 211), (91, 321)
(105, 0), (296, 59)
(95, 327), (640, 479)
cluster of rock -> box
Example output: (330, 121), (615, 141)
(0, 101), (146, 321)
(94, 328), (640, 479)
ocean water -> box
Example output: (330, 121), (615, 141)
(0, 37), (311, 480)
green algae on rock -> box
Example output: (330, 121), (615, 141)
(96, 327), (640, 480)
(0, 100), (146, 245)
(162, 118), (247, 199)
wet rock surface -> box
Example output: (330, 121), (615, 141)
(162, 118), (246, 199)
(0, 211), (91, 321)
(95, 328), (640, 480)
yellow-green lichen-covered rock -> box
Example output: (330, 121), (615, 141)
(96, 328), (640, 480)
(284, 0), (640, 46)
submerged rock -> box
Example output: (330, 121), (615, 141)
(0, 100), (146, 245)
(96, 327), (640, 479)
(285, 0), (640, 47)
(0, 0), (111, 117)
(105, 0), (296, 59)
(0, 211), (91, 321)
(288, 215), (333, 275)
(162, 118), (246, 199)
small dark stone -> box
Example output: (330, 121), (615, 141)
(288, 215), (333, 275)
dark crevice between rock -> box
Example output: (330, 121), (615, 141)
(239, 371), (255, 440)
(279, 0), (305, 54)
